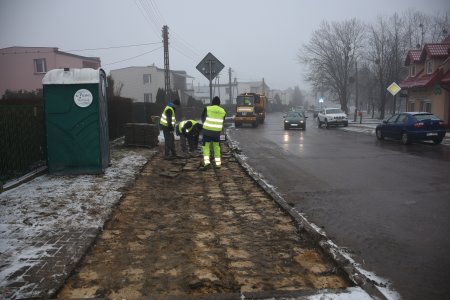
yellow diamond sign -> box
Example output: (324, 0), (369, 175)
(387, 82), (401, 96)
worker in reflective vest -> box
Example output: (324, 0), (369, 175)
(201, 96), (226, 169)
(159, 98), (180, 160)
(176, 119), (203, 155)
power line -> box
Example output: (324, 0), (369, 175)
(171, 36), (202, 62)
(171, 43), (199, 62)
(141, 0), (160, 29)
(137, 0), (202, 61)
(171, 30), (202, 59)
(149, 0), (166, 25)
(63, 42), (161, 52)
(103, 46), (163, 66)
(134, 0), (161, 38)
(134, 0), (203, 67)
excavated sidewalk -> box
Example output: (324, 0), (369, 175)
(1, 139), (385, 299)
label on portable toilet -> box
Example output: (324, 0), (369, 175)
(74, 89), (93, 107)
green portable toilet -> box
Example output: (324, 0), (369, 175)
(42, 68), (110, 174)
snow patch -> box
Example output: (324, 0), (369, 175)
(0, 145), (153, 288)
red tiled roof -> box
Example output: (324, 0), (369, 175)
(400, 69), (443, 89)
(405, 50), (422, 65)
(400, 69), (423, 89)
(421, 43), (450, 60)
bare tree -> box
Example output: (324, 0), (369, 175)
(403, 9), (431, 48)
(366, 15), (407, 119)
(367, 11), (431, 119)
(429, 10), (450, 42)
(298, 19), (365, 113)
(387, 13), (409, 114)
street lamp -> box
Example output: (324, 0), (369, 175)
(319, 98), (324, 109)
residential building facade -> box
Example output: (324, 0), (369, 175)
(110, 66), (193, 104)
(400, 36), (450, 125)
(194, 80), (270, 104)
(0, 47), (100, 97)
(268, 88), (293, 106)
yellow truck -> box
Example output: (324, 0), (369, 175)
(234, 93), (266, 128)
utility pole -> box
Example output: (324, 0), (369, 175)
(354, 61), (359, 122)
(162, 25), (171, 102)
(213, 76), (221, 98)
(262, 78), (265, 95)
(228, 68), (232, 105)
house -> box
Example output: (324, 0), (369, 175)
(268, 88), (293, 106)
(110, 65), (193, 105)
(0, 47), (100, 97)
(400, 36), (450, 125)
(193, 80), (270, 104)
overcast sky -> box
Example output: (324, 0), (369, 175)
(0, 0), (448, 91)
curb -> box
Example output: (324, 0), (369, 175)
(1, 166), (47, 192)
(1, 137), (128, 194)
(226, 133), (390, 300)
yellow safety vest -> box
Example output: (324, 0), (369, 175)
(178, 120), (198, 134)
(203, 106), (225, 132)
(160, 105), (176, 127)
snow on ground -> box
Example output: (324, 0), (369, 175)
(0, 143), (155, 284)
(306, 287), (373, 300)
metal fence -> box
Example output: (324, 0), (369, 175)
(0, 97), (208, 187)
(0, 104), (47, 184)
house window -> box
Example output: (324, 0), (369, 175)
(144, 93), (152, 103)
(408, 101), (415, 112)
(143, 74), (152, 84)
(426, 60), (433, 74)
(422, 101), (432, 113)
(34, 58), (47, 73)
(410, 65), (416, 77)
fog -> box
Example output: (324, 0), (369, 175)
(0, 0), (447, 90)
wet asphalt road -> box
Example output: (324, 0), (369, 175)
(227, 112), (450, 300)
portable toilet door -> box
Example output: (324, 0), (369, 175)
(42, 68), (110, 174)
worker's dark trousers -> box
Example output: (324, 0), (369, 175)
(162, 126), (176, 157)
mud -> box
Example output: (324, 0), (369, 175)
(57, 143), (351, 299)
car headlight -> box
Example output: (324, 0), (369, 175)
(284, 120), (289, 123)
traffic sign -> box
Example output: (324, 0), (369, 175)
(196, 52), (224, 81)
(387, 82), (401, 96)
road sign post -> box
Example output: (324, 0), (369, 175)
(196, 52), (224, 102)
(387, 82), (401, 114)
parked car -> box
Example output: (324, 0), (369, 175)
(376, 112), (446, 145)
(284, 111), (307, 130)
(317, 108), (348, 128)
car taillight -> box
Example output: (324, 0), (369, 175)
(414, 122), (424, 128)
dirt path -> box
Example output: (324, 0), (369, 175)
(57, 143), (351, 299)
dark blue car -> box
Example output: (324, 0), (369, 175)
(376, 112), (446, 145)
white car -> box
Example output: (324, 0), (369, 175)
(317, 108), (348, 128)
